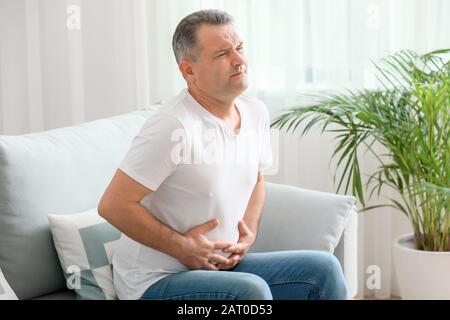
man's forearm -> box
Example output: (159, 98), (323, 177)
(100, 202), (186, 259)
(242, 173), (266, 236)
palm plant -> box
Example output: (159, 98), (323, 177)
(271, 49), (450, 251)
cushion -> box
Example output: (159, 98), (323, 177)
(0, 268), (18, 300)
(0, 106), (159, 299)
(32, 290), (77, 300)
(48, 208), (121, 300)
(251, 182), (356, 253)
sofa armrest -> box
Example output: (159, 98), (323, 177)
(332, 208), (358, 299)
(249, 182), (358, 298)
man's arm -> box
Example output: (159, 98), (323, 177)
(98, 169), (187, 258)
(98, 169), (231, 270)
(242, 172), (266, 236)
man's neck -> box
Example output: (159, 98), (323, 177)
(188, 87), (237, 121)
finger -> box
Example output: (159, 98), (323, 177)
(217, 255), (241, 269)
(217, 263), (233, 270)
(231, 254), (242, 265)
(219, 253), (241, 263)
(195, 219), (219, 234)
(217, 260), (235, 269)
(212, 241), (234, 250)
(228, 253), (241, 260)
(204, 261), (219, 271)
(208, 254), (229, 265)
(223, 243), (246, 253)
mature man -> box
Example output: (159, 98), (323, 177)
(98, 9), (348, 300)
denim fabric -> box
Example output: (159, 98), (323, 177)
(140, 250), (348, 300)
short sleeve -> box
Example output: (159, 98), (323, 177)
(118, 113), (185, 191)
(258, 106), (273, 173)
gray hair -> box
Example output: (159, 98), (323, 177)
(172, 9), (234, 64)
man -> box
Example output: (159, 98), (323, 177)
(98, 9), (348, 300)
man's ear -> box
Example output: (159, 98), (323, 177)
(179, 60), (195, 84)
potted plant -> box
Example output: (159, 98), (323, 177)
(271, 49), (449, 299)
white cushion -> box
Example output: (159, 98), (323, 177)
(251, 183), (356, 253)
(48, 208), (121, 300)
(0, 268), (18, 300)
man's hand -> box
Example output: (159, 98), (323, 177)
(177, 219), (233, 271)
(216, 220), (256, 270)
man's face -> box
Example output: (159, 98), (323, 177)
(185, 23), (248, 100)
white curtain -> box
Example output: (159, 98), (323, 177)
(0, 0), (449, 298)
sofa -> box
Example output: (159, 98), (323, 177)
(0, 105), (358, 300)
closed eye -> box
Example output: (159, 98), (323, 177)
(215, 44), (244, 58)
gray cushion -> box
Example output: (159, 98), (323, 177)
(0, 107), (158, 299)
(251, 183), (356, 253)
(32, 290), (77, 300)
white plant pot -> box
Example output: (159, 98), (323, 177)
(393, 233), (450, 300)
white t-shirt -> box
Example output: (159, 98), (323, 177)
(112, 88), (273, 300)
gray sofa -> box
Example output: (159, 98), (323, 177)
(0, 105), (358, 300)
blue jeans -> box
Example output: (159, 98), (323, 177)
(140, 250), (348, 300)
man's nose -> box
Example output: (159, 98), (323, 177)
(231, 50), (246, 67)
